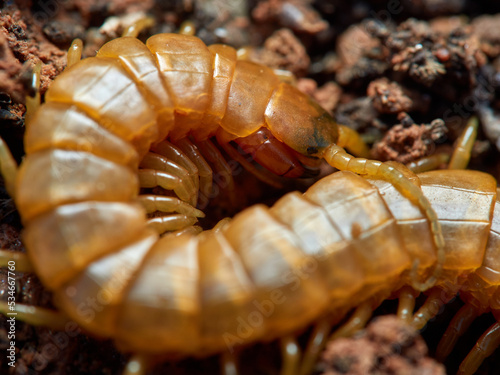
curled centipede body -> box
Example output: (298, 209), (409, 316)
(0, 30), (496, 375)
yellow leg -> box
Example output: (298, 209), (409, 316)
(406, 153), (450, 173)
(122, 15), (155, 38)
(216, 130), (285, 189)
(151, 140), (200, 192)
(124, 354), (150, 375)
(172, 225), (203, 236)
(458, 321), (500, 375)
(436, 304), (480, 361)
(221, 351), (239, 375)
(280, 335), (301, 375)
(329, 301), (374, 340)
(299, 318), (332, 375)
(0, 138), (18, 198)
(138, 195), (204, 217)
(322, 145), (444, 291)
(213, 217), (232, 232)
(178, 20), (196, 36)
(0, 301), (69, 330)
(449, 116), (478, 170)
(175, 137), (214, 198)
(67, 38), (83, 68)
(0, 249), (33, 273)
(138, 169), (196, 206)
(140, 152), (198, 205)
(337, 125), (371, 159)
(273, 69), (297, 85)
(24, 60), (41, 125)
(146, 215), (198, 234)
(195, 138), (238, 206)
(397, 286), (418, 325)
(411, 288), (453, 330)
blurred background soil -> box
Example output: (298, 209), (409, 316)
(2, 0), (500, 374)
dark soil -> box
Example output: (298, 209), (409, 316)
(2, 0), (500, 374)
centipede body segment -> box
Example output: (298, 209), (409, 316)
(0, 31), (498, 375)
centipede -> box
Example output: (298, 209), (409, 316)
(0, 20), (497, 375)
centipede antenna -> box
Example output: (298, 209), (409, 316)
(122, 15), (155, 38)
(458, 321), (500, 375)
(280, 335), (301, 375)
(448, 116), (478, 170)
(322, 145), (445, 292)
(299, 318), (332, 375)
(67, 38), (83, 68)
(436, 304), (481, 361)
(0, 301), (69, 330)
(0, 138), (18, 199)
(24, 60), (41, 125)
(337, 125), (371, 159)
(0, 249), (33, 272)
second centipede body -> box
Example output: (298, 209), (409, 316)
(4, 30), (500, 375)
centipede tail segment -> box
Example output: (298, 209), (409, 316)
(1, 32), (493, 375)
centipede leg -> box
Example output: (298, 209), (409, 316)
(448, 116), (478, 170)
(67, 39), (83, 68)
(411, 287), (454, 330)
(124, 354), (150, 375)
(322, 145), (445, 292)
(195, 139), (238, 206)
(151, 140), (200, 192)
(24, 60), (41, 125)
(138, 195), (203, 234)
(175, 137), (214, 198)
(140, 152), (199, 205)
(406, 153), (450, 173)
(178, 20), (196, 36)
(0, 137), (18, 198)
(213, 217), (232, 232)
(138, 169), (197, 207)
(299, 318), (332, 375)
(146, 214), (199, 234)
(139, 195), (204, 218)
(0, 301), (69, 330)
(435, 304), (481, 361)
(172, 225), (203, 236)
(216, 133), (284, 189)
(457, 321), (500, 375)
(280, 335), (301, 375)
(0, 249), (33, 272)
(397, 286), (418, 324)
(121, 15), (155, 38)
(329, 300), (374, 340)
(273, 69), (297, 85)
(221, 351), (239, 375)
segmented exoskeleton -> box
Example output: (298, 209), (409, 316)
(0, 30), (491, 375)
